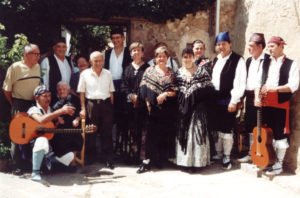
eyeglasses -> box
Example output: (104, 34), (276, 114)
(29, 52), (41, 57)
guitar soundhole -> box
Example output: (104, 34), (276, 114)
(258, 136), (262, 143)
(22, 123), (25, 138)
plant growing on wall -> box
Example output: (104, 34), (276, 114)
(0, 23), (29, 70)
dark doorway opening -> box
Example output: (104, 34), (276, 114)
(62, 18), (131, 61)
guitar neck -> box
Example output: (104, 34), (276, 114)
(257, 107), (262, 136)
(39, 128), (85, 134)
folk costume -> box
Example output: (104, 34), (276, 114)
(104, 46), (132, 152)
(120, 62), (149, 160)
(195, 56), (212, 76)
(139, 66), (177, 168)
(175, 65), (214, 168)
(255, 36), (299, 175)
(211, 31), (247, 169)
(239, 33), (269, 163)
(41, 54), (73, 105)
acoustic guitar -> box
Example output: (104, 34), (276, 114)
(250, 107), (276, 168)
(9, 112), (97, 145)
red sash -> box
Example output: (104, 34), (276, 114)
(262, 92), (290, 134)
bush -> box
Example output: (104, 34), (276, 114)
(0, 122), (10, 160)
(0, 23), (29, 160)
(0, 23), (29, 70)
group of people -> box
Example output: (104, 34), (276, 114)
(2, 28), (299, 182)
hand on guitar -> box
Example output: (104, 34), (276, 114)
(57, 116), (65, 125)
(72, 117), (80, 127)
(228, 103), (237, 112)
(261, 84), (278, 94)
(80, 108), (86, 120)
(61, 104), (75, 116)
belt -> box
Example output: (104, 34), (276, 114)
(87, 98), (110, 104)
(245, 90), (254, 96)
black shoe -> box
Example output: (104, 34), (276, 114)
(106, 162), (115, 170)
(12, 168), (23, 176)
(136, 163), (150, 174)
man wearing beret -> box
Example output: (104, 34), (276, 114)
(254, 36), (299, 175)
(238, 33), (270, 163)
(41, 37), (73, 105)
(27, 85), (76, 181)
(211, 31), (247, 170)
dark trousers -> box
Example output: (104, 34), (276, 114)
(262, 106), (287, 140)
(211, 103), (236, 134)
(244, 91), (257, 134)
(86, 99), (114, 162)
(11, 98), (34, 169)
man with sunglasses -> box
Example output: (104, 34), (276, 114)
(3, 43), (41, 175)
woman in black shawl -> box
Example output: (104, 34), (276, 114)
(137, 46), (177, 173)
(120, 41), (149, 161)
(175, 48), (214, 171)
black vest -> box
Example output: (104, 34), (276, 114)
(213, 51), (242, 99)
(48, 55), (72, 101)
(246, 54), (270, 78)
(104, 47), (132, 73)
(261, 56), (293, 103)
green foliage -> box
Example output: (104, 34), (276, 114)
(68, 25), (111, 56)
(0, 0), (214, 23)
(0, 122), (10, 160)
(0, 0), (215, 53)
(0, 23), (29, 70)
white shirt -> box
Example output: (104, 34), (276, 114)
(77, 68), (115, 100)
(255, 55), (299, 93)
(148, 57), (179, 72)
(41, 54), (72, 89)
(212, 52), (246, 104)
(27, 102), (51, 116)
(109, 48), (124, 80)
(246, 53), (265, 91)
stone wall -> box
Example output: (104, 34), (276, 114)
(231, 0), (300, 174)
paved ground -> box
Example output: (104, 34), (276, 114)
(1, 161), (300, 198)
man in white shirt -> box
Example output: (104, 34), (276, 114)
(41, 37), (73, 105)
(238, 33), (269, 163)
(254, 36), (299, 175)
(211, 31), (247, 170)
(78, 51), (115, 169)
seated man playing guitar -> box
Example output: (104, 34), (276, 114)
(26, 85), (76, 181)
